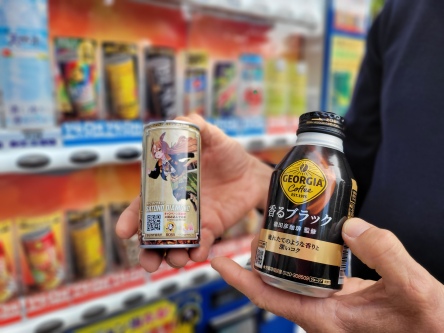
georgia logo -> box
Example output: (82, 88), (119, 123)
(280, 159), (328, 205)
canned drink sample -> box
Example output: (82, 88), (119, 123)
(68, 207), (107, 279)
(0, 220), (17, 303)
(22, 228), (64, 291)
(102, 42), (139, 120)
(238, 53), (264, 117)
(0, 0), (55, 129)
(185, 68), (207, 117)
(184, 52), (208, 117)
(110, 202), (140, 268)
(212, 61), (237, 117)
(145, 47), (176, 120)
(238, 53), (265, 135)
(0, 240), (16, 303)
(254, 111), (357, 298)
(140, 121), (200, 249)
(265, 58), (288, 134)
(54, 37), (98, 120)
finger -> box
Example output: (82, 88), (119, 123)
(250, 233), (259, 265)
(189, 226), (216, 262)
(139, 249), (164, 273)
(336, 277), (376, 295)
(211, 257), (323, 327)
(165, 249), (190, 268)
(250, 232), (375, 296)
(175, 113), (206, 128)
(175, 114), (227, 148)
(175, 114), (209, 143)
(342, 218), (419, 289)
(116, 196), (139, 239)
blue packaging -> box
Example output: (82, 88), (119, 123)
(0, 0), (54, 129)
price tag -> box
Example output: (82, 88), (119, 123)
(1, 128), (62, 150)
(61, 120), (143, 146)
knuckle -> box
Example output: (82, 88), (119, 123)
(377, 229), (398, 245)
(249, 292), (266, 310)
(404, 271), (436, 304)
(359, 228), (403, 271)
(372, 229), (401, 258)
(239, 272), (266, 310)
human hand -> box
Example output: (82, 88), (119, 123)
(116, 114), (273, 272)
(212, 218), (444, 333)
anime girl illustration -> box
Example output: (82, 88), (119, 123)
(149, 132), (198, 211)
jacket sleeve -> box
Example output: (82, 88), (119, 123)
(148, 162), (161, 179)
(343, 6), (389, 214)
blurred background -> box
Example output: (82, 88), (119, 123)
(0, 0), (384, 332)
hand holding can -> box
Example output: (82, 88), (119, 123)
(116, 114), (273, 271)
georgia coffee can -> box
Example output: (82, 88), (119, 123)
(254, 111), (357, 298)
(140, 121), (200, 249)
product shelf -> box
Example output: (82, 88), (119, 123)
(4, 253), (250, 333)
(0, 133), (295, 174)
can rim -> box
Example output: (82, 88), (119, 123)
(22, 227), (52, 241)
(144, 120), (200, 131)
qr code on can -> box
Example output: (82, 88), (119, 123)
(255, 246), (266, 269)
(146, 212), (164, 233)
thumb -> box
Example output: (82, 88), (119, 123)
(342, 218), (418, 288)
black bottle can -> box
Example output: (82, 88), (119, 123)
(254, 111), (357, 298)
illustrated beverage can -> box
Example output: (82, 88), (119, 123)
(69, 208), (107, 279)
(254, 111), (357, 298)
(140, 121), (200, 248)
(22, 228), (64, 291)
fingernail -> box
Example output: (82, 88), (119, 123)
(343, 219), (371, 238)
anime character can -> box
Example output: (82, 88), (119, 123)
(140, 121), (200, 249)
(254, 111), (357, 298)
